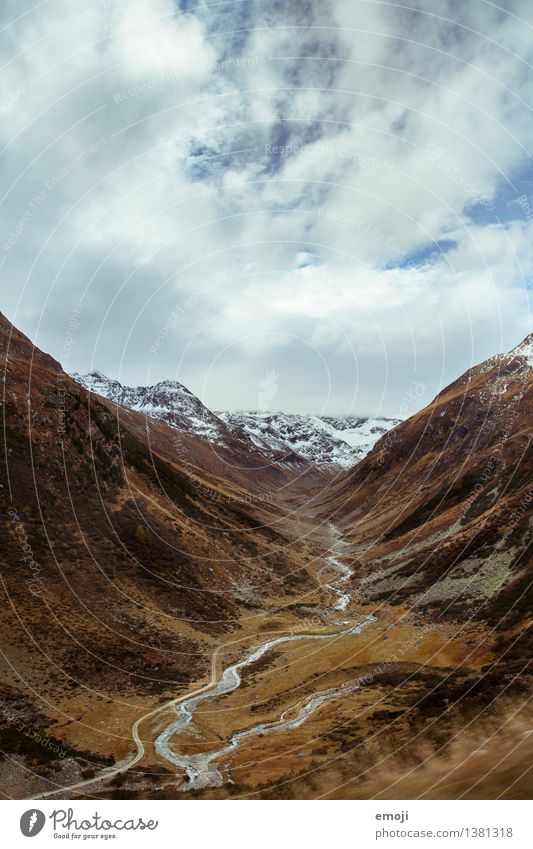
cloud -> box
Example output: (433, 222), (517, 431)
(0, 0), (531, 414)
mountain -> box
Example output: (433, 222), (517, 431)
(324, 333), (532, 628)
(70, 371), (336, 488)
(71, 371), (234, 445)
(2, 313), (531, 802)
(72, 372), (399, 469)
(1, 312), (319, 622)
(218, 412), (401, 468)
(0, 311), (322, 794)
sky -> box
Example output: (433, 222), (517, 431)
(1, 0), (532, 416)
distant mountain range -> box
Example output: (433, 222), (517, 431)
(217, 411), (401, 468)
(71, 371), (401, 469)
(70, 371), (233, 445)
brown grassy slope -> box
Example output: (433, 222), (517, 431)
(318, 338), (532, 705)
(0, 311), (320, 775)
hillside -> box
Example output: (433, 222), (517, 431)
(0, 311), (322, 793)
(1, 315), (531, 801)
(323, 335), (532, 632)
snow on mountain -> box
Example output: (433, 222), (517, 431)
(477, 333), (533, 377)
(71, 371), (230, 443)
(218, 412), (401, 468)
(511, 333), (533, 367)
(71, 372), (400, 469)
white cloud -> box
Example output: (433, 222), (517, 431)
(111, 0), (216, 79)
(0, 0), (531, 414)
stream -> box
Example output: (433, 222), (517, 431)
(155, 527), (373, 790)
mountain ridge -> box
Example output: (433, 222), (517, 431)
(323, 332), (532, 627)
(218, 410), (401, 468)
(71, 370), (401, 469)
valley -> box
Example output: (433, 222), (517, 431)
(0, 313), (531, 800)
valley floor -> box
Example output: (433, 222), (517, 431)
(4, 523), (529, 801)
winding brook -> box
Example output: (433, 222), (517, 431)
(155, 534), (374, 790)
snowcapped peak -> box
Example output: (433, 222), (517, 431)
(71, 369), (103, 382)
(511, 333), (533, 367)
(70, 370), (124, 401)
(70, 371), (400, 469)
(150, 379), (193, 395)
(219, 411), (401, 468)
(70, 371), (229, 443)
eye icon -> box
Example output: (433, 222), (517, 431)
(20, 809), (46, 837)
